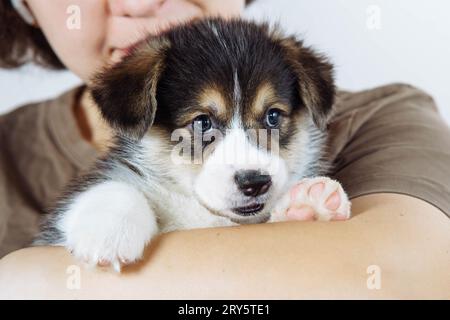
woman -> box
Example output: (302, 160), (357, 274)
(0, 0), (449, 299)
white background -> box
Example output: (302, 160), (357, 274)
(1, 0), (449, 123)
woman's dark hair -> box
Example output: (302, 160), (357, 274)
(0, 1), (65, 69)
(0, 0), (256, 70)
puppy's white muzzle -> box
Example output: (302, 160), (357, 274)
(194, 128), (288, 223)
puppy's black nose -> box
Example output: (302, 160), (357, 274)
(234, 170), (272, 197)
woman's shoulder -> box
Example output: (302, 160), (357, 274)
(334, 83), (436, 117)
(328, 83), (450, 218)
(0, 86), (84, 126)
(0, 85), (96, 258)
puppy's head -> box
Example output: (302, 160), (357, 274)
(92, 18), (335, 224)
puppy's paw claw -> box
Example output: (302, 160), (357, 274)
(68, 245), (143, 273)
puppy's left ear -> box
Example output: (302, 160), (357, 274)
(91, 37), (170, 140)
(279, 36), (335, 130)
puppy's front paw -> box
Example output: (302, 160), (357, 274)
(271, 177), (351, 222)
(60, 181), (158, 272)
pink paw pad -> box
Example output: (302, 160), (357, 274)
(286, 206), (316, 221)
(284, 177), (351, 221)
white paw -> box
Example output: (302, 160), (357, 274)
(271, 177), (351, 222)
(59, 181), (158, 272)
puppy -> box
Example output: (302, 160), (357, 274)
(35, 18), (350, 271)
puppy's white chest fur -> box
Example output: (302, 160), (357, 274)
(151, 186), (238, 233)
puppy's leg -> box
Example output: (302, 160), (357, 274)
(270, 177), (351, 222)
(49, 181), (157, 272)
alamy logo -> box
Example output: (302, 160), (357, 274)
(66, 265), (81, 290)
(366, 5), (382, 30)
(66, 5), (81, 30)
(366, 265), (382, 290)
(170, 127), (280, 167)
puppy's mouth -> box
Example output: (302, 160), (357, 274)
(193, 189), (268, 221)
(232, 203), (265, 216)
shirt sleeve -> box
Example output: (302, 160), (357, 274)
(328, 84), (450, 218)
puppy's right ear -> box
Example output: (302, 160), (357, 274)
(91, 37), (170, 140)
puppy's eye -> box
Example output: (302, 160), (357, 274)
(265, 108), (282, 128)
(192, 115), (212, 133)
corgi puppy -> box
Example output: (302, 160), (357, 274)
(35, 18), (350, 271)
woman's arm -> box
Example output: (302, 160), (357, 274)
(0, 193), (449, 299)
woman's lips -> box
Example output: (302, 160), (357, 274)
(110, 48), (129, 64)
(122, 39), (145, 55)
(110, 39), (146, 64)
(108, 0), (203, 64)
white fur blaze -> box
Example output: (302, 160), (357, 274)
(194, 127), (288, 221)
(58, 181), (158, 272)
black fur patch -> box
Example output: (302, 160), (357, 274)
(92, 18), (334, 143)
